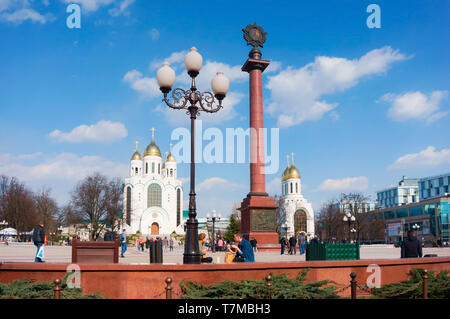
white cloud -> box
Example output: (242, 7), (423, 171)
(382, 90), (448, 123)
(123, 69), (160, 98)
(196, 177), (244, 192)
(0, 152), (128, 204)
(108, 0), (134, 16)
(0, 1), (49, 24)
(388, 146), (450, 170)
(266, 46), (408, 127)
(176, 60), (248, 90)
(266, 177), (281, 196)
(317, 176), (369, 192)
(62, 0), (115, 12)
(49, 120), (128, 143)
(149, 50), (187, 71)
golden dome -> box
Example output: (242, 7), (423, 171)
(281, 165), (290, 181)
(281, 153), (301, 181)
(287, 165), (300, 179)
(165, 152), (176, 163)
(144, 139), (161, 157)
(131, 150), (142, 161)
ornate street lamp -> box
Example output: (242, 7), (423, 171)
(157, 47), (229, 264)
(206, 209), (221, 253)
(343, 211), (356, 242)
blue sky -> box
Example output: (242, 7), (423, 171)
(0, 0), (449, 217)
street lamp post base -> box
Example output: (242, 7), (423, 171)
(183, 254), (202, 264)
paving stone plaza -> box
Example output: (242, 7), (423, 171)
(1, 243), (449, 264)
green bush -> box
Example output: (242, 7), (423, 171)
(180, 269), (339, 299)
(371, 268), (450, 299)
(0, 274), (104, 299)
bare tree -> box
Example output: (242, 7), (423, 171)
(315, 200), (345, 242)
(34, 187), (59, 235)
(0, 175), (38, 233)
(69, 173), (123, 241)
(103, 178), (124, 232)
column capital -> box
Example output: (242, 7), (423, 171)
(242, 58), (270, 73)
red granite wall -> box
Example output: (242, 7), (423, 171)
(1, 257), (449, 298)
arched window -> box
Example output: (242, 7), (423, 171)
(177, 188), (181, 226)
(170, 169), (173, 177)
(294, 210), (307, 234)
(135, 167), (138, 175)
(158, 163), (160, 174)
(290, 182), (293, 194)
(126, 187), (131, 225)
(147, 183), (162, 207)
(152, 162), (155, 173)
(296, 183), (298, 193)
(145, 163), (148, 174)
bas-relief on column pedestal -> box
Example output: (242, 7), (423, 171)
(240, 194), (279, 248)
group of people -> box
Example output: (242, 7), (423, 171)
(199, 232), (255, 264)
(279, 232), (317, 255)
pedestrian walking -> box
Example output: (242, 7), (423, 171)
(289, 235), (297, 255)
(119, 229), (127, 257)
(145, 237), (151, 250)
(298, 232), (306, 255)
(280, 236), (287, 255)
(103, 228), (115, 241)
(401, 230), (423, 258)
(250, 237), (258, 253)
(218, 237), (224, 251)
(32, 222), (45, 263)
(169, 238), (174, 251)
(163, 237), (169, 251)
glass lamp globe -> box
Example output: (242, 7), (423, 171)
(157, 62), (175, 93)
(343, 216), (348, 222)
(206, 213), (210, 219)
(218, 213), (222, 219)
(184, 47), (202, 76)
(211, 72), (229, 100)
(351, 216), (356, 222)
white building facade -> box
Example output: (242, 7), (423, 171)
(123, 135), (184, 236)
(377, 176), (419, 208)
(279, 154), (315, 238)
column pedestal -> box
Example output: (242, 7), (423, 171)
(240, 194), (279, 251)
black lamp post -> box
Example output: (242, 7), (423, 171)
(156, 47), (229, 264)
(206, 209), (221, 253)
(343, 210), (356, 242)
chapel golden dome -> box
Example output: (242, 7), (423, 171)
(131, 150), (142, 161)
(165, 152), (176, 163)
(281, 153), (301, 181)
(144, 139), (161, 157)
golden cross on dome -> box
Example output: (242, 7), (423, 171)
(151, 127), (155, 140)
(135, 141), (139, 151)
(169, 142), (173, 153)
(286, 154), (290, 167)
(291, 152), (295, 165)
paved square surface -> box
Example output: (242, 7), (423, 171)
(1, 243), (449, 264)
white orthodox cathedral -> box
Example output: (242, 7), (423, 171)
(279, 153), (315, 238)
(123, 130), (184, 236)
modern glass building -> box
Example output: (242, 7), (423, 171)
(419, 173), (450, 201)
(372, 195), (450, 243)
(376, 176), (419, 208)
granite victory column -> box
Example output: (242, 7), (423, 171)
(239, 23), (279, 249)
